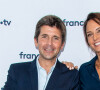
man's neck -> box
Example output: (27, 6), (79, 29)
(38, 57), (56, 74)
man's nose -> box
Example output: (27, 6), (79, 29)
(47, 38), (52, 45)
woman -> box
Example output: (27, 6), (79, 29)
(63, 13), (100, 90)
(79, 13), (100, 90)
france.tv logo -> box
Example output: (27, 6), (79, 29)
(19, 52), (37, 59)
(0, 19), (11, 26)
(63, 19), (84, 26)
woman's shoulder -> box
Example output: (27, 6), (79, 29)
(79, 61), (89, 70)
(79, 56), (97, 72)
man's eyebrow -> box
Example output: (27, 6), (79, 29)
(41, 34), (48, 36)
(53, 35), (60, 38)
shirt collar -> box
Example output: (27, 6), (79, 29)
(36, 56), (57, 74)
(88, 55), (98, 67)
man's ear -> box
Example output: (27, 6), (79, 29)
(61, 42), (65, 50)
(34, 38), (38, 48)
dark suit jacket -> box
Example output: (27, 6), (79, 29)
(3, 59), (79, 90)
(79, 56), (100, 90)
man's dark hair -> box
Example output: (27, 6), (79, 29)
(34, 15), (66, 44)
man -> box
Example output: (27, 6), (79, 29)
(3, 15), (79, 90)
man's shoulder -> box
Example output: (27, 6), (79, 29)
(56, 61), (79, 84)
(7, 60), (37, 80)
(58, 61), (79, 74)
(11, 61), (32, 67)
(9, 60), (34, 71)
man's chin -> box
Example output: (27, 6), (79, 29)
(43, 55), (57, 61)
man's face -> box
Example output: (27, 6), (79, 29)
(34, 25), (64, 61)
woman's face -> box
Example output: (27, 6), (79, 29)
(86, 20), (100, 53)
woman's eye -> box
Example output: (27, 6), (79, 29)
(87, 34), (92, 37)
(97, 29), (100, 33)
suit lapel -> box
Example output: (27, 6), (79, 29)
(28, 59), (38, 90)
(45, 60), (61, 90)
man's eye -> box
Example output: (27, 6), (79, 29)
(54, 37), (59, 40)
(42, 35), (47, 38)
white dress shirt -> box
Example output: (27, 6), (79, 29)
(36, 57), (57, 90)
